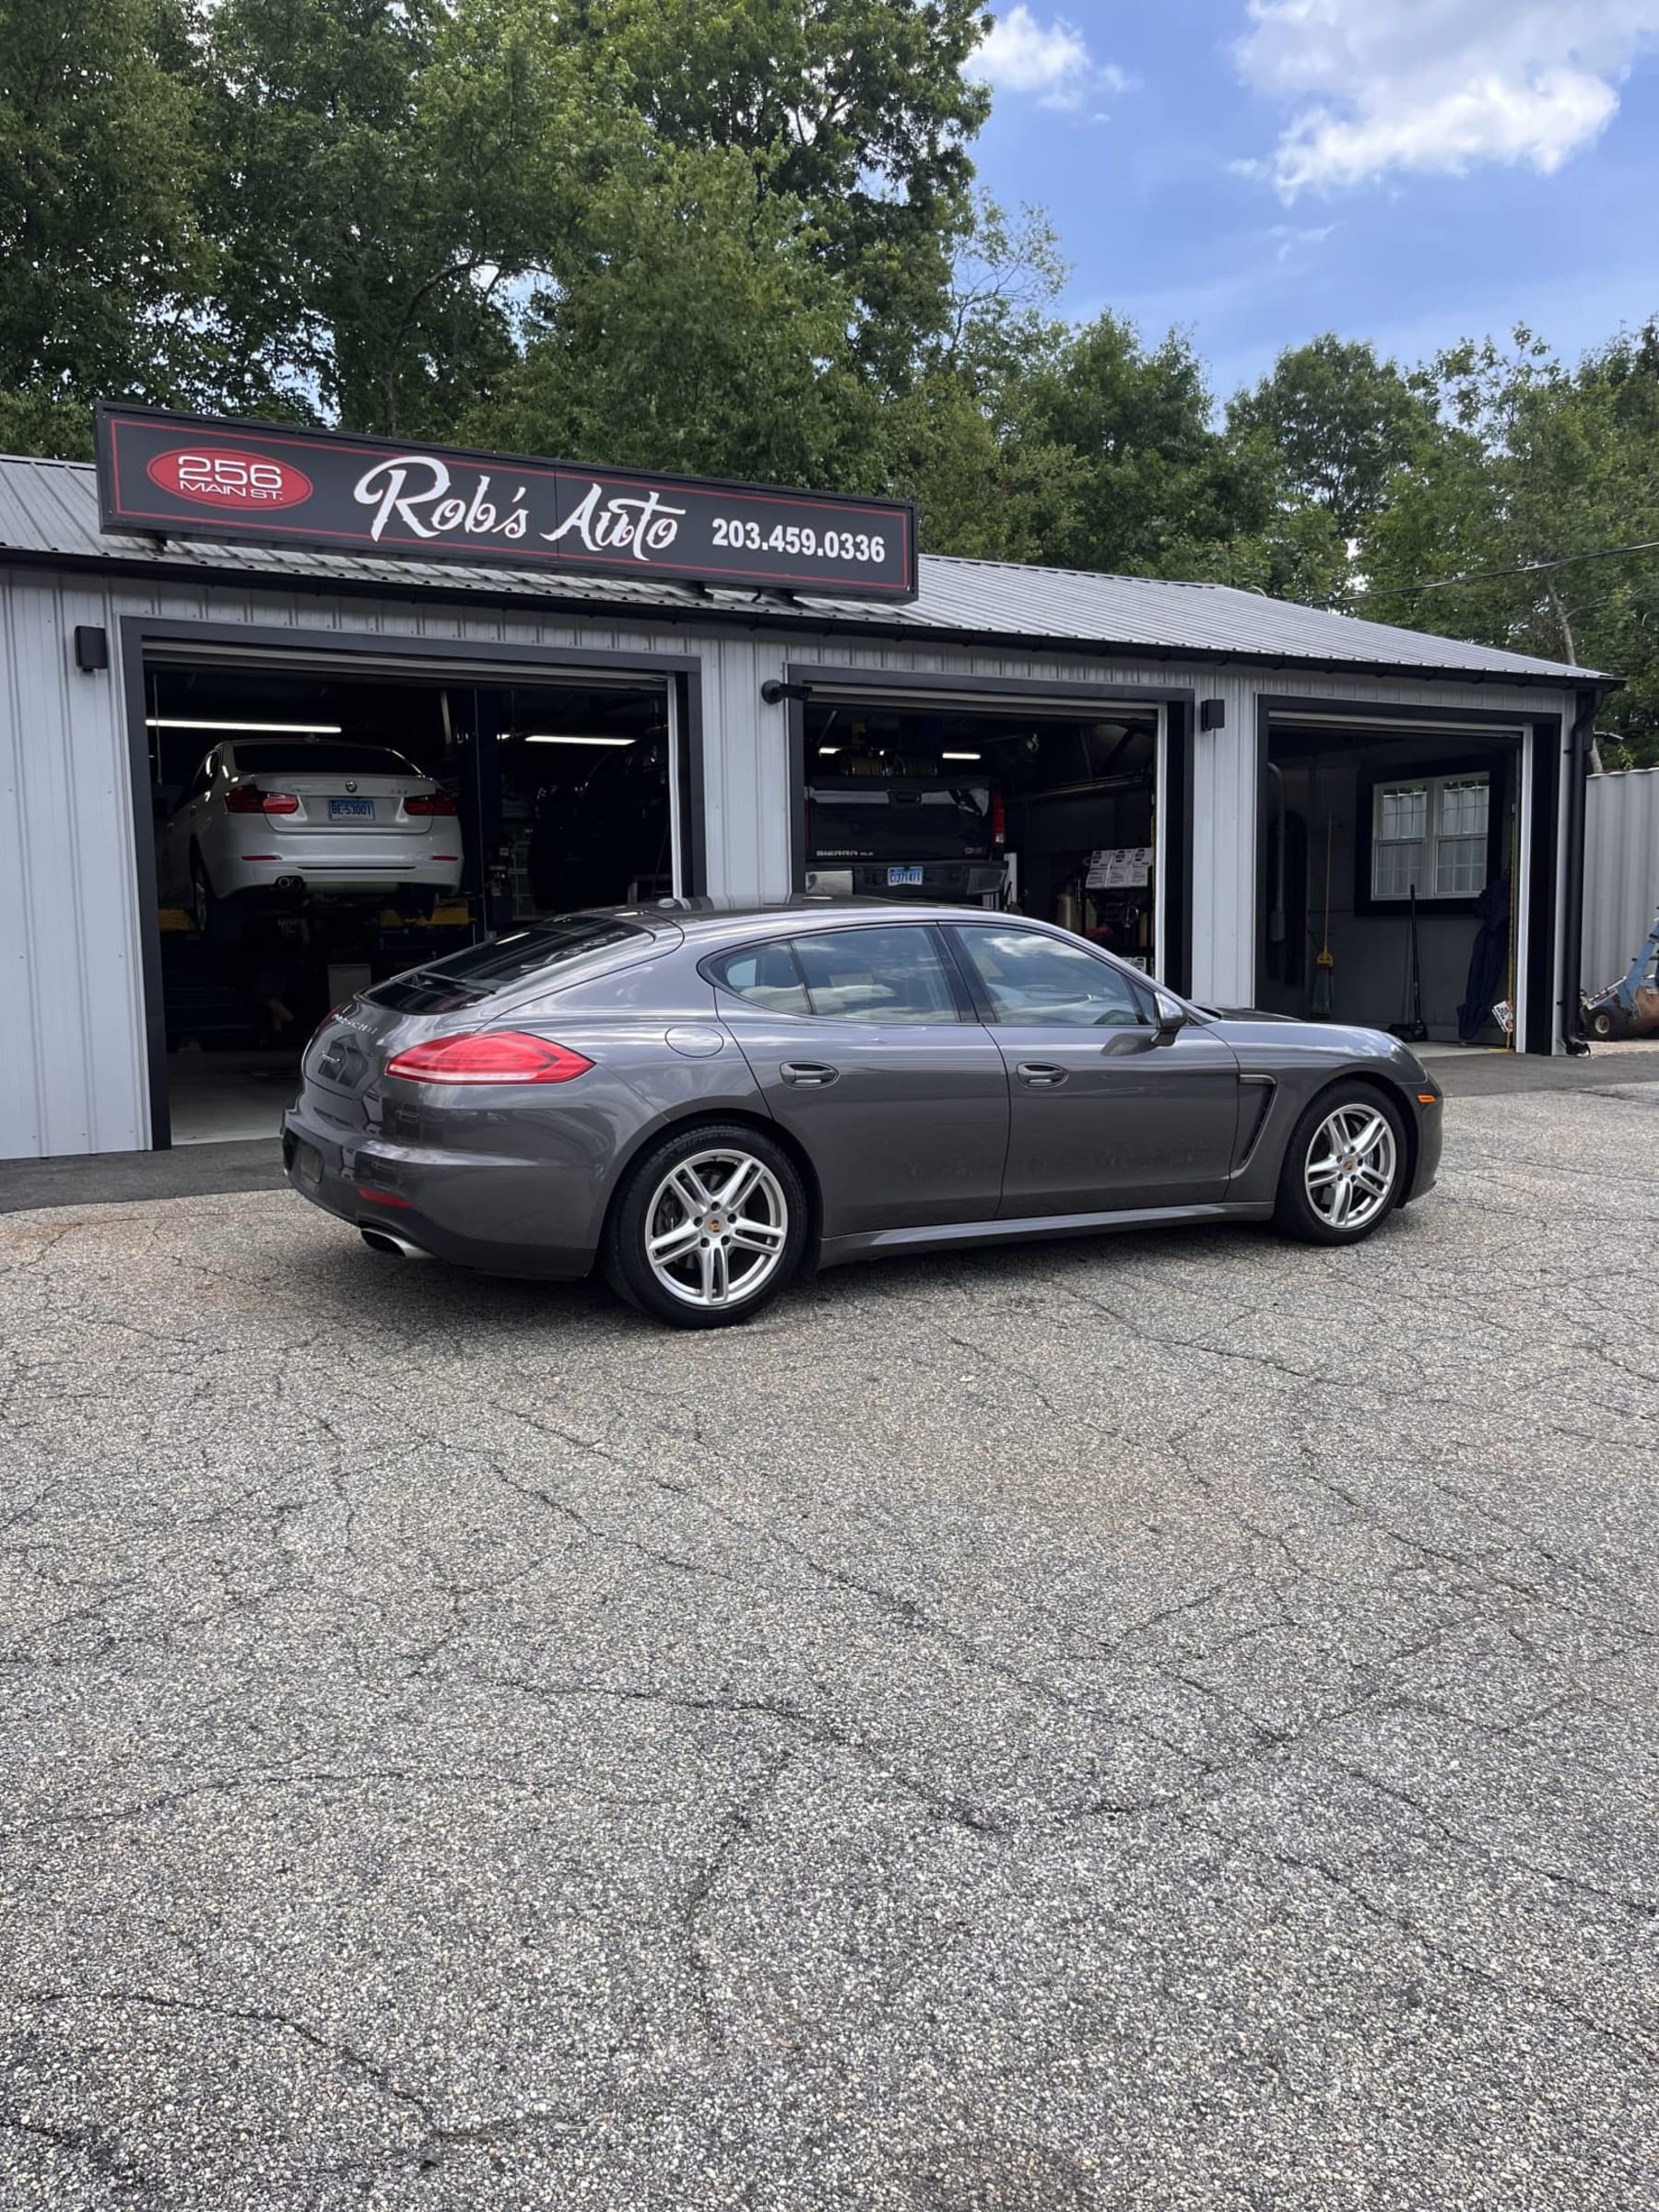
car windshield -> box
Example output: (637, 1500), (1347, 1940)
(365, 916), (649, 1010)
(806, 782), (992, 862)
(229, 742), (422, 777)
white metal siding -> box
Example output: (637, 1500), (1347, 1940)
(2, 572), (151, 1154)
(0, 561), (1583, 1158)
(1584, 768), (1659, 991)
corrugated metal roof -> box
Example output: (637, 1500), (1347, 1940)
(0, 452), (1603, 683)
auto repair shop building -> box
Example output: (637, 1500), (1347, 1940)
(0, 416), (1608, 1160)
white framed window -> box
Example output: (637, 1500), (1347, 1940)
(1370, 771), (1491, 901)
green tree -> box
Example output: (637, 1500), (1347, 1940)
(1228, 334), (1431, 540)
(1013, 312), (1347, 593)
(201, 0), (635, 436)
(1360, 326), (1659, 766)
(467, 144), (886, 488)
(877, 197), (1083, 561)
(0, 0), (213, 455)
(567, 0), (989, 380)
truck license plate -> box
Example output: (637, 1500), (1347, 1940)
(887, 865), (924, 886)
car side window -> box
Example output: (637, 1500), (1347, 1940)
(952, 926), (1150, 1028)
(790, 925), (960, 1025)
(705, 942), (813, 1017)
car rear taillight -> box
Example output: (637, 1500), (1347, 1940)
(383, 1031), (594, 1086)
(404, 791), (458, 817)
(225, 783), (299, 815)
(990, 791), (1006, 848)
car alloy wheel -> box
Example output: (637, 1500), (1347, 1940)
(642, 1147), (790, 1311)
(1302, 1101), (1398, 1230)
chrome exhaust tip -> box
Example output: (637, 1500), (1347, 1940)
(359, 1224), (432, 1261)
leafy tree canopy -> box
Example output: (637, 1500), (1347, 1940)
(1, 0), (1656, 757)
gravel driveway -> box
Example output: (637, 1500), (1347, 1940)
(3, 1080), (1657, 2210)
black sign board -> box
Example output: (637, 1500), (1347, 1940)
(94, 404), (918, 602)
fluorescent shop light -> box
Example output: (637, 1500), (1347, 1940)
(146, 718), (343, 734)
(818, 746), (842, 755)
(522, 733), (635, 747)
(941, 750), (982, 760)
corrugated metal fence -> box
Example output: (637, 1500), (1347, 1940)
(1584, 768), (1659, 993)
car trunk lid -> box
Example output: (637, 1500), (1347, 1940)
(239, 772), (436, 836)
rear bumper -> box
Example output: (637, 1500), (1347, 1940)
(281, 1107), (595, 1280)
(214, 854), (464, 898)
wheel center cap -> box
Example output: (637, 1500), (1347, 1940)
(706, 1216), (724, 1233)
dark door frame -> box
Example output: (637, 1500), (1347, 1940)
(1253, 696), (1568, 1054)
(120, 616), (706, 1148)
(782, 664), (1197, 994)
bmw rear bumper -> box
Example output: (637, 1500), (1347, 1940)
(281, 1107), (596, 1280)
(219, 855), (464, 899)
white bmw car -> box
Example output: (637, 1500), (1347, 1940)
(160, 738), (465, 924)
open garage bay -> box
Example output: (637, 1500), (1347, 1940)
(2, 1077), (1657, 2210)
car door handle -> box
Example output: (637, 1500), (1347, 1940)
(1016, 1062), (1068, 1087)
(781, 1061), (839, 1088)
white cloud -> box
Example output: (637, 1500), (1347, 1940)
(1237, 0), (1659, 196)
(977, 6), (1131, 112)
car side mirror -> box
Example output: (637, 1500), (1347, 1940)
(1153, 990), (1187, 1040)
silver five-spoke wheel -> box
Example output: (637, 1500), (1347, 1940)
(1303, 1103), (1397, 1230)
(643, 1147), (790, 1311)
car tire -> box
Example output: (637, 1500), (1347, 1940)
(601, 1122), (807, 1329)
(189, 846), (221, 941)
(1273, 1083), (1407, 1247)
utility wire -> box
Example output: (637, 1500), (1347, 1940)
(1360, 535), (1659, 598)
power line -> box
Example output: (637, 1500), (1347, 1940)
(1360, 535), (1659, 599)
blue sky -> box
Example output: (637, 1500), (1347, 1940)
(970, 0), (1659, 403)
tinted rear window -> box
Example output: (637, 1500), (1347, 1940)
(229, 742), (421, 776)
(366, 917), (648, 1011)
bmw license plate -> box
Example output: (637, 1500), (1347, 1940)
(329, 797), (375, 820)
(887, 865), (924, 886)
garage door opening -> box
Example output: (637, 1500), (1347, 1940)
(1259, 717), (1528, 1051)
(798, 692), (1163, 976)
(139, 653), (686, 1145)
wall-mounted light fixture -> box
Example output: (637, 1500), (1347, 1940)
(1199, 699), (1226, 731)
(74, 626), (109, 673)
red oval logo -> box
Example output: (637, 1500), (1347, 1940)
(146, 446), (313, 511)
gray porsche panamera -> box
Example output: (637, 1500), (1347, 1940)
(282, 899), (1443, 1328)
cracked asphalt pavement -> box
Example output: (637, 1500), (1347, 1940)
(3, 1079), (1657, 2210)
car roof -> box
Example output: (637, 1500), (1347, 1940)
(582, 897), (972, 935)
(571, 899), (1097, 951)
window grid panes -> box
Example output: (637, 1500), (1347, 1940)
(1371, 772), (1492, 901)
